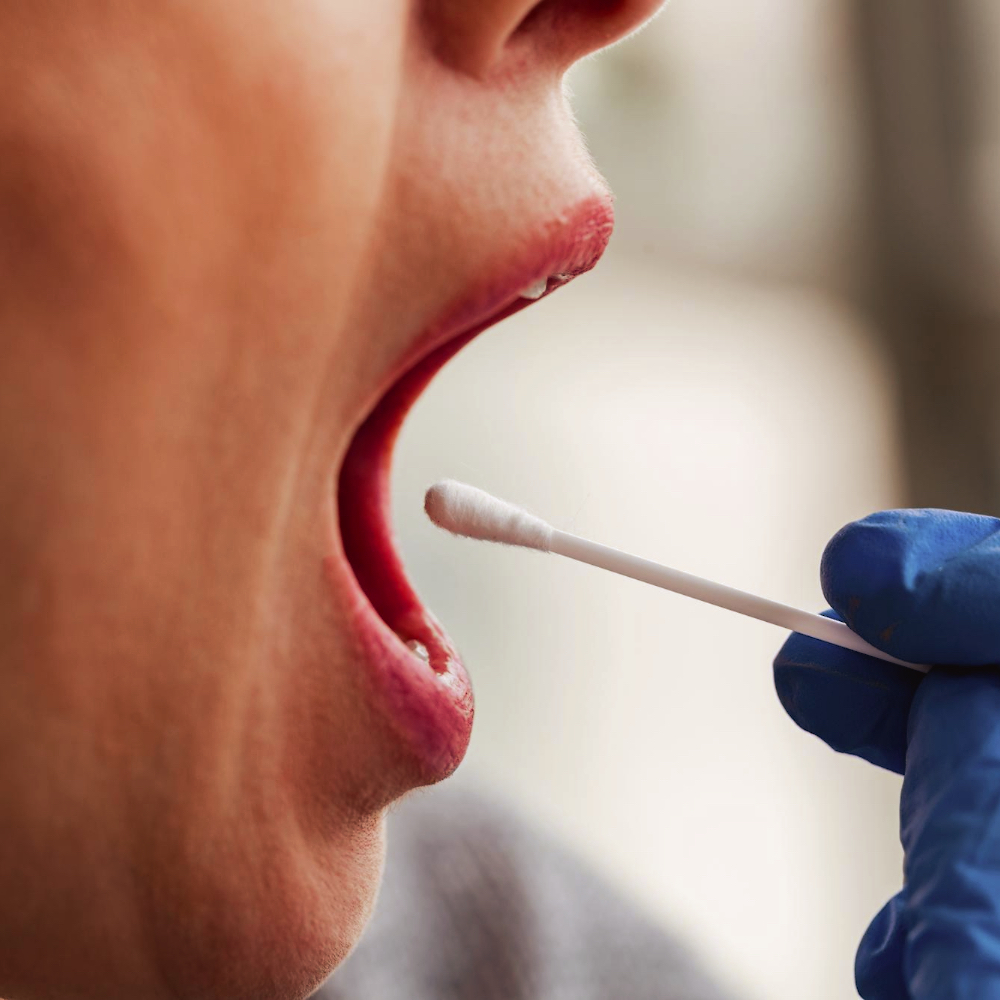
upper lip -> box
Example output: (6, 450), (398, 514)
(330, 192), (615, 791)
(358, 195), (617, 427)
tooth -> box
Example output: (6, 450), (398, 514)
(519, 279), (548, 301)
(406, 639), (430, 662)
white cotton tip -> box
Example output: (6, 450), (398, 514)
(424, 481), (554, 552)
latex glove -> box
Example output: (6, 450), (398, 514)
(774, 509), (1000, 999)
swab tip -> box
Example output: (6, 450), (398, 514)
(424, 480), (554, 551)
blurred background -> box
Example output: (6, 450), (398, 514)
(392, 2), (1000, 998)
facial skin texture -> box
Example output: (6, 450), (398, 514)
(0, 2), (664, 998)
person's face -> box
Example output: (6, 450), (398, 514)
(0, 2), (664, 997)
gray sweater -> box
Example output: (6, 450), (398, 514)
(316, 782), (733, 1000)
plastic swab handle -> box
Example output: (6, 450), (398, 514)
(550, 529), (929, 673)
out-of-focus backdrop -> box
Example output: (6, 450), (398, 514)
(393, 3), (1000, 998)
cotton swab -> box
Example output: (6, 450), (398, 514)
(424, 480), (929, 674)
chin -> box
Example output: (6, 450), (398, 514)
(141, 815), (386, 1000)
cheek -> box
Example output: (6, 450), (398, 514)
(0, 1), (408, 350)
(0, 4), (406, 995)
(252, 0), (408, 271)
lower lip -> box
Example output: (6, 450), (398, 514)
(331, 196), (615, 786)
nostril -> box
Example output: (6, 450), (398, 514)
(509, 0), (663, 70)
(423, 0), (664, 79)
(512, 0), (626, 39)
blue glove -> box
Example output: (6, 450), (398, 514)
(774, 509), (1000, 999)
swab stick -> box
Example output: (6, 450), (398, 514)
(424, 479), (929, 674)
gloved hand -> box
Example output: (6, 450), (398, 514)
(774, 509), (1000, 999)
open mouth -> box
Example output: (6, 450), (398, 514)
(331, 197), (614, 785)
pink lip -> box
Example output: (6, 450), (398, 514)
(329, 194), (614, 787)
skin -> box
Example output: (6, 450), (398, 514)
(0, 2), (664, 998)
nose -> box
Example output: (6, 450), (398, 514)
(425, 0), (668, 78)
